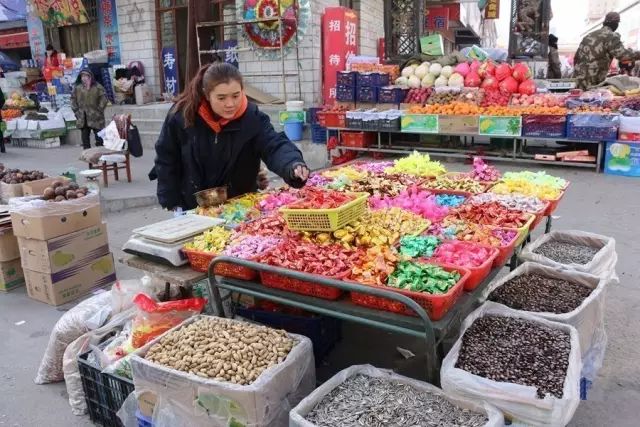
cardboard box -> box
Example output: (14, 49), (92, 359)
(0, 259), (25, 292)
(11, 202), (101, 240)
(535, 154), (557, 161)
(18, 223), (109, 274)
(563, 155), (596, 162)
(1, 182), (23, 199)
(22, 176), (70, 196)
(557, 150), (589, 159)
(25, 253), (116, 306)
(0, 229), (20, 262)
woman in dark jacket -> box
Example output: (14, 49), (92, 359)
(152, 63), (309, 211)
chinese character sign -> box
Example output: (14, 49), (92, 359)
(97, 0), (121, 64)
(425, 6), (450, 31)
(322, 7), (359, 104)
(222, 40), (239, 68)
(162, 47), (180, 96)
(484, 0), (500, 19)
(26, 1), (46, 66)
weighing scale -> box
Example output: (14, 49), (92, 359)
(123, 215), (224, 266)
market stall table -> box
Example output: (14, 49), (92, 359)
(206, 255), (508, 384)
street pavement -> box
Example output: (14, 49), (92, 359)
(0, 152), (638, 426)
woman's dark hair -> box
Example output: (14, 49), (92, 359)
(548, 34), (558, 49)
(173, 62), (244, 127)
(46, 44), (56, 53)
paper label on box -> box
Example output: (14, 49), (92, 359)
(401, 114), (439, 133)
(479, 116), (522, 136)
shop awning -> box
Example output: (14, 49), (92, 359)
(0, 31), (29, 49)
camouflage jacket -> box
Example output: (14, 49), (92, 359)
(71, 82), (108, 130)
(573, 26), (640, 90)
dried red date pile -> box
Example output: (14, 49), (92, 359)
(456, 316), (571, 399)
(488, 273), (593, 314)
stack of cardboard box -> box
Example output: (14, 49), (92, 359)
(0, 226), (24, 292)
(10, 194), (117, 306)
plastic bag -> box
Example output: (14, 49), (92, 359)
(62, 307), (136, 415)
(130, 293), (206, 349)
(519, 230), (618, 283)
(131, 315), (316, 427)
(9, 190), (99, 217)
(290, 364), (503, 427)
(441, 302), (582, 427)
(90, 321), (133, 369)
(34, 292), (112, 384)
(111, 276), (166, 314)
(482, 262), (608, 381)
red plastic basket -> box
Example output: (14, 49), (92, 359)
(426, 243), (499, 291)
(350, 263), (470, 320)
(341, 131), (376, 148)
(183, 248), (257, 280)
(544, 190), (565, 216)
(492, 228), (520, 267)
(260, 271), (343, 300)
(317, 111), (346, 128)
(528, 201), (550, 231)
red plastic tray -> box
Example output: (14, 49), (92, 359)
(183, 248), (258, 280)
(341, 131), (376, 148)
(544, 190), (565, 216)
(350, 263), (470, 320)
(492, 228), (520, 267)
(426, 242), (499, 291)
(260, 271), (343, 300)
(528, 201), (550, 231)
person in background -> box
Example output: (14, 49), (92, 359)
(151, 62), (309, 211)
(71, 69), (108, 149)
(573, 12), (640, 90)
(547, 34), (562, 79)
(44, 44), (59, 68)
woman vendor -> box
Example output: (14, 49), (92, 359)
(151, 63), (309, 210)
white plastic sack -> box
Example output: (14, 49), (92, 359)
(290, 364), (504, 427)
(62, 307), (136, 415)
(111, 277), (166, 314)
(34, 292), (112, 384)
(131, 315), (316, 427)
(98, 120), (127, 151)
(441, 302), (582, 427)
(519, 230), (618, 283)
(9, 190), (100, 217)
(482, 262), (608, 380)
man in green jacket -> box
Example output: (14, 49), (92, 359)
(71, 69), (108, 149)
(573, 12), (640, 90)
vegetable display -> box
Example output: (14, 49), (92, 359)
(42, 181), (90, 202)
(1, 169), (46, 184)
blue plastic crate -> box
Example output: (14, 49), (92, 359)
(336, 85), (356, 102)
(357, 72), (390, 87)
(337, 71), (357, 86)
(235, 306), (342, 362)
(311, 124), (336, 144)
(566, 114), (619, 141)
(357, 85), (379, 103)
(307, 107), (322, 124)
(378, 86), (407, 104)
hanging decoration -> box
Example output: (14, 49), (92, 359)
(236, 0), (310, 58)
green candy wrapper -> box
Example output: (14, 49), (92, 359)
(399, 235), (441, 258)
(388, 261), (460, 294)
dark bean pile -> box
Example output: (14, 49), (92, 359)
(533, 240), (600, 265)
(456, 316), (571, 399)
(488, 273), (593, 314)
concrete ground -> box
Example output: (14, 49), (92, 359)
(0, 152), (638, 426)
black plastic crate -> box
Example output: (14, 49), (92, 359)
(311, 124), (336, 144)
(307, 107), (322, 124)
(357, 85), (379, 103)
(362, 119), (380, 131)
(357, 72), (390, 87)
(346, 116), (363, 129)
(78, 351), (134, 427)
(337, 71), (357, 86)
(236, 306), (342, 363)
(336, 85), (356, 102)
(379, 117), (401, 131)
(378, 86), (407, 104)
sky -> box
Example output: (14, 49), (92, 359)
(496, 0), (588, 48)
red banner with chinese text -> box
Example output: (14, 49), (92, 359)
(322, 7), (359, 104)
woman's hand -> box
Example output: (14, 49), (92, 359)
(292, 164), (309, 182)
(257, 167), (269, 190)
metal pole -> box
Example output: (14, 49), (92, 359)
(278, 0), (288, 102)
(196, 24), (202, 67)
(294, 0), (302, 100)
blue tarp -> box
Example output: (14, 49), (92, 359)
(0, 50), (19, 71)
(0, 0), (26, 22)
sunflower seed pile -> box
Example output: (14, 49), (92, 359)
(533, 240), (599, 265)
(456, 316), (570, 399)
(305, 374), (488, 427)
(488, 273), (593, 314)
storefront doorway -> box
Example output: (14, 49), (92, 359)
(157, 0), (188, 93)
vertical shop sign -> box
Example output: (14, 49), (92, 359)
(322, 7), (359, 104)
(425, 6), (450, 31)
(162, 47), (180, 96)
(222, 40), (239, 68)
(484, 0), (500, 19)
(97, 0), (121, 64)
(26, 1), (46, 66)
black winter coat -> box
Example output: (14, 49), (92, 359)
(152, 102), (306, 210)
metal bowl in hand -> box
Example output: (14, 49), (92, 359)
(194, 186), (228, 208)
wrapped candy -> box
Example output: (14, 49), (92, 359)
(258, 190), (300, 212)
(470, 193), (546, 213)
(235, 213), (294, 238)
(369, 187), (449, 222)
(435, 194), (467, 208)
(388, 261), (461, 294)
(322, 166), (368, 181)
(502, 171), (567, 189)
(222, 235), (282, 259)
(185, 226), (233, 253)
(428, 175), (485, 193)
(351, 246), (399, 286)
(385, 151), (446, 177)
(307, 174), (331, 187)
(364, 208), (431, 237)
(399, 235), (441, 258)
(354, 161), (394, 174)
(491, 179), (561, 200)
(430, 241), (493, 268)
(470, 157), (501, 182)
(449, 202), (532, 228)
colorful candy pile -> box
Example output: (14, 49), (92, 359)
(369, 187), (449, 222)
(399, 235), (441, 258)
(258, 189), (301, 212)
(470, 193), (547, 213)
(450, 202), (532, 228)
(307, 174), (331, 187)
(385, 151), (446, 178)
(388, 261), (461, 294)
(428, 175), (485, 193)
(502, 171), (567, 189)
(435, 194), (467, 208)
(363, 208), (431, 236)
(322, 166), (368, 181)
(351, 246), (398, 286)
(344, 175), (411, 197)
(470, 157), (501, 182)
(430, 241), (494, 268)
(491, 179), (561, 200)
(299, 218), (402, 249)
(185, 226), (233, 253)
(235, 213), (292, 237)
(222, 235), (282, 259)
(354, 161), (394, 175)
(289, 188), (355, 209)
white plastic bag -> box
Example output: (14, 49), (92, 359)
(131, 315), (316, 427)
(62, 307), (136, 415)
(290, 364), (504, 427)
(98, 120), (127, 151)
(34, 292), (112, 384)
(111, 277), (165, 314)
(482, 262), (608, 380)
(519, 230), (618, 283)
(441, 302), (582, 427)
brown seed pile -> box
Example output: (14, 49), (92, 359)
(488, 273), (593, 314)
(533, 240), (599, 265)
(145, 317), (295, 385)
(456, 316), (571, 399)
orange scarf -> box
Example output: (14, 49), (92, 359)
(197, 93), (248, 133)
